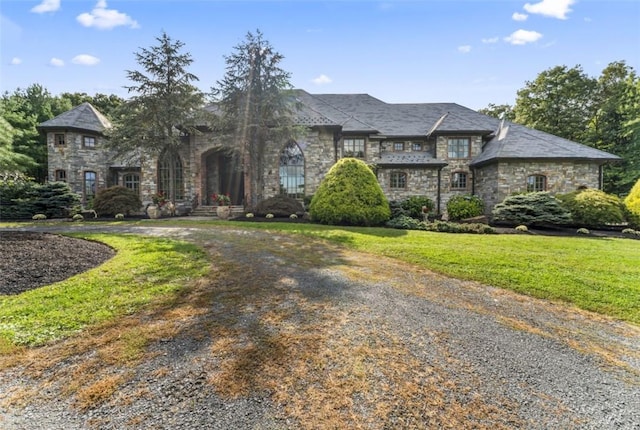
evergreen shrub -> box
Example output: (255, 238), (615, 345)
(92, 186), (142, 217)
(557, 188), (627, 227)
(0, 179), (79, 219)
(492, 192), (571, 227)
(401, 196), (435, 220)
(309, 158), (391, 226)
(624, 178), (640, 226)
(446, 194), (484, 221)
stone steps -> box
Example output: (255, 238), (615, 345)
(191, 205), (244, 218)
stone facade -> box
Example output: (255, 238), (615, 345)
(42, 94), (618, 216)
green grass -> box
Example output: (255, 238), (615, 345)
(0, 234), (209, 346)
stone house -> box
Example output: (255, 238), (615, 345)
(39, 91), (620, 215)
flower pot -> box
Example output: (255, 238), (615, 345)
(216, 205), (231, 220)
(147, 205), (162, 219)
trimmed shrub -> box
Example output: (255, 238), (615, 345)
(446, 194), (484, 221)
(309, 158), (391, 226)
(254, 195), (304, 217)
(557, 188), (627, 228)
(492, 192), (571, 227)
(624, 178), (640, 226)
(386, 214), (424, 230)
(92, 186), (142, 217)
(72, 214), (84, 221)
(424, 221), (496, 234)
(515, 225), (529, 232)
(401, 196), (435, 220)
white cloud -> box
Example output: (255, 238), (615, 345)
(312, 74), (332, 85)
(482, 37), (499, 44)
(524, 0), (574, 20)
(77, 0), (139, 30)
(10, 57), (22, 65)
(512, 12), (528, 21)
(458, 45), (472, 54)
(50, 58), (64, 67)
(504, 29), (543, 45)
(31, 0), (60, 14)
(72, 54), (100, 66)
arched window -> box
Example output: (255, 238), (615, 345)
(527, 175), (546, 192)
(390, 172), (407, 189)
(451, 172), (468, 190)
(279, 141), (304, 198)
(158, 152), (184, 201)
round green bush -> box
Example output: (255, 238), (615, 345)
(92, 186), (142, 217)
(492, 192), (571, 227)
(309, 158), (391, 226)
(557, 188), (627, 227)
(446, 194), (484, 221)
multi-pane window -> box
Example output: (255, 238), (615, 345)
(447, 138), (470, 158)
(55, 133), (65, 146)
(55, 169), (66, 182)
(83, 136), (96, 148)
(390, 172), (407, 189)
(158, 152), (184, 201)
(394, 142), (405, 151)
(527, 175), (546, 192)
(279, 141), (305, 199)
(451, 172), (468, 190)
(84, 171), (96, 201)
(343, 138), (365, 158)
(412, 142), (422, 151)
(123, 173), (140, 193)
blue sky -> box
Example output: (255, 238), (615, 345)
(1, 0), (639, 110)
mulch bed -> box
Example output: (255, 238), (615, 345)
(0, 231), (116, 295)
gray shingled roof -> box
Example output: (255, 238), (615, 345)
(38, 102), (112, 134)
(470, 122), (621, 166)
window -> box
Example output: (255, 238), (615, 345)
(55, 134), (65, 146)
(390, 172), (407, 189)
(447, 138), (470, 158)
(343, 138), (365, 158)
(412, 142), (422, 151)
(84, 171), (96, 201)
(394, 142), (405, 151)
(55, 169), (66, 182)
(83, 136), (96, 148)
(451, 172), (468, 190)
(158, 152), (184, 201)
(123, 173), (140, 193)
(279, 141), (305, 199)
(527, 175), (546, 192)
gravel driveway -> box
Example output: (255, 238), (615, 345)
(1, 223), (639, 429)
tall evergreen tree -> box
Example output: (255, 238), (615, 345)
(211, 30), (297, 210)
(107, 32), (205, 201)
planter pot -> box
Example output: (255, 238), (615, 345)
(216, 205), (231, 220)
(147, 205), (162, 219)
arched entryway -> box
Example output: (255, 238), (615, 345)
(202, 149), (244, 205)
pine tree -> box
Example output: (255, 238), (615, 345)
(211, 30), (297, 210)
(107, 32), (205, 201)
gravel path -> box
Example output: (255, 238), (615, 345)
(1, 223), (639, 429)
